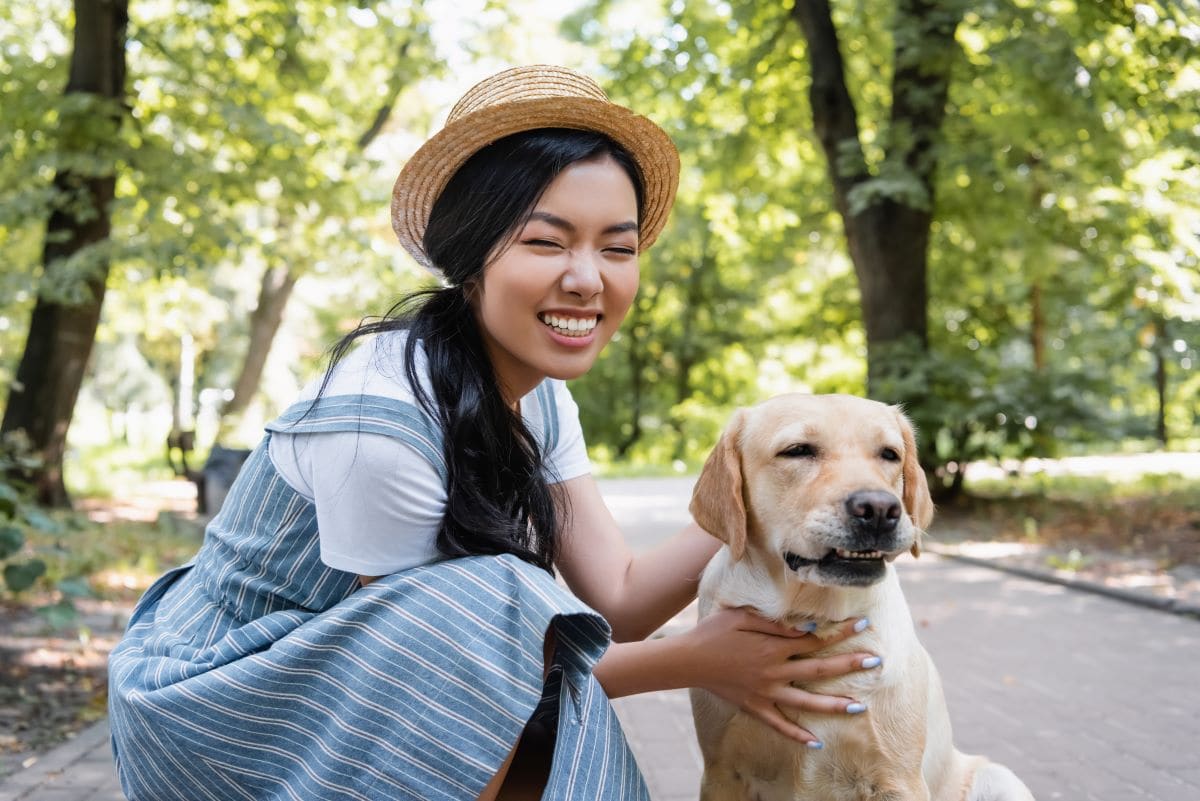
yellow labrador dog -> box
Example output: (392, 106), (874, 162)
(689, 394), (1034, 801)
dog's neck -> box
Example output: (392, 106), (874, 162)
(706, 546), (908, 636)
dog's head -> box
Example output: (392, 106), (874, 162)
(689, 394), (934, 588)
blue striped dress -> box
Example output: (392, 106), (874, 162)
(108, 389), (650, 800)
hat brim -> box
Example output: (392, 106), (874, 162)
(391, 96), (680, 273)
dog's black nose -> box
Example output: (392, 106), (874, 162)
(845, 490), (901, 534)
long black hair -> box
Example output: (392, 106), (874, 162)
(316, 129), (645, 572)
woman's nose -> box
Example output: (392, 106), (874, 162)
(561, 251), (603, 298)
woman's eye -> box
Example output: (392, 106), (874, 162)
(525, 239), (562, 249)
(606, 246), (637, 257)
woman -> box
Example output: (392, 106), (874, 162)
(109, 65), (878, 801)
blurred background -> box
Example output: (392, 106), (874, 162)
(0, 0), (1197, 774)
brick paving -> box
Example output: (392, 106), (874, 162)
(3, 477), (1198, 800)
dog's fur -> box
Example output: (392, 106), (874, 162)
(689, 394), (1034, 801)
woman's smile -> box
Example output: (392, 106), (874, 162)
(538, 311), (601, 342)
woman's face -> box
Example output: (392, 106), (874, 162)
(470, 155), (640, 403)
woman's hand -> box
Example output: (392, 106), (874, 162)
(684, 608), (880, 747)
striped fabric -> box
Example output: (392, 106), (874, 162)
(108, 390), (649, 800)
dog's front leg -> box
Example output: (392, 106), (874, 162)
(890, 774), (933, 801)
(697, 767), (749, 801)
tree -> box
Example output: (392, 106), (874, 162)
(567, 5), (849, 465)
(1, 1), (438, 501)
(1, 0), (129, 505)
(211, 7), (436, 440)
(569, 0), (1198, 475)
(791, 0), (962, 394)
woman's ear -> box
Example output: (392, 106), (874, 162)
(894, 407), (934, 557)
(689, 409), (748, 561)
(460, 277), (481, 305)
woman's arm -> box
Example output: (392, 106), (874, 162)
(553, 474), (718, 642)
(600, 610), (880, 744)
(594, 610), (878, 744)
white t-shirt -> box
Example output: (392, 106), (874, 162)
(268, 331), (592, 576)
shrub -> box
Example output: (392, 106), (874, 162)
(0, 432), (50, 596)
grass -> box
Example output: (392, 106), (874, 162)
(12, 512), (204, 614)
(934, 471), (1200, 569)
(65, 440), (178, 500)
(965, 470), (1200, 502)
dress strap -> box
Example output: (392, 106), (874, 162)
(265, 394), (447, 483)
(533, 380), (558, 453)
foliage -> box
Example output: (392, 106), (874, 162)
(1, 0), (1198, 496)
(872, 336), (1114, 498)
(0, 429), (204, 622)
(0, 433), (53, 596)
(565, 0), (1199, 470)
(0, 0), (441, 454)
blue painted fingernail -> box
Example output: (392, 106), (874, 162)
(846, 703), (867, 714)
(854, 618), (870, 632)
(807, 740), (824, 750)
(796, 621), (818, 633)
(861, 656), (882, 669)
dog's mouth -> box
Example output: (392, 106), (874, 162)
(784, 548), (889, 585)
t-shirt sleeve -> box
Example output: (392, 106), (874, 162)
(268, 429), (445, 575)
(544, 381), (592, 484)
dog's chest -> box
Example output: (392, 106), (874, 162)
(738, 751), (918, 801)
(710, 697), (925, 801)
(733, 755), (916, 801)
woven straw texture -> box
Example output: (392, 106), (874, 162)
(391, 65), (680, 272)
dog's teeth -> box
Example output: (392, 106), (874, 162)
(836, 548), (884, 560)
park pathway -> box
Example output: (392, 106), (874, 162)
(1, 477), (1197, 800)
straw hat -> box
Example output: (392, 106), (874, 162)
(391, 65), (680, 273)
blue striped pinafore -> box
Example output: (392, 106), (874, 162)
(108, 389), (650, 800)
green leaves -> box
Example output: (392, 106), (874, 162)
(563, 0), (1198, 469)
(0, 434), (76, 599)
(0, 524), (24, 560)
(3, 559), (47, 593)
(2, 0), (1196, 482)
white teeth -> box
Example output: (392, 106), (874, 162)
(540, 313), (598, 337)
(836, 549), (884, 560)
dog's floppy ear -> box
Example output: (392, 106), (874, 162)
(689, 409), (748, 561)
(894, 407), (934, 557)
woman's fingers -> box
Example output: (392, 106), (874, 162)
(716, 607), (816, 638)
(771, 685), (866, 717)
(729, 609), (873, 642)
(785, 650), (881, 683)
(745, 700), (823, 747)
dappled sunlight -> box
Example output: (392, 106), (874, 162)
(91, 568), (156, 595)
(967, 452), (1200, 482)
(76, 479), (198, 524)
(938, 540), (1041, 559)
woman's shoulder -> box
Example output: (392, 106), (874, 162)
(299, 330), (428, 405)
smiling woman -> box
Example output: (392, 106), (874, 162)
(107, 65), (876, 801)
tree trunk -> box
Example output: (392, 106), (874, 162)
(1153, 316), (1168, 447)
(1, 0), (128, 506)
(791, 0), (960, 395)
(1030, 281), (1045, 372)
(615, 301), (647, 460)
(215, 41), (416, 437)
(670, 244), (713, 460)
(216, 265), (298, 437)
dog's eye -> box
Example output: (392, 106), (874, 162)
(880, 447), (901, 462)
(779, 444), (817, 459)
